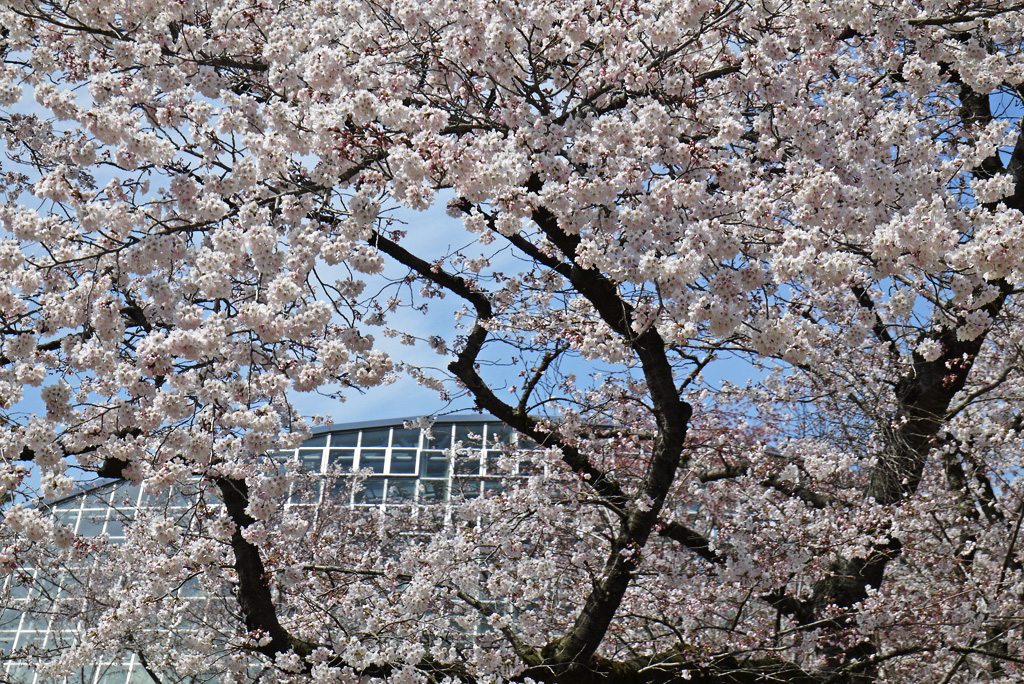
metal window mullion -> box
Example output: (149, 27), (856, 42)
(383, 427), (393, 475)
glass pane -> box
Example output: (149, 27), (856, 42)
(299, 449), (324, 472)
(57, 510), (80, 527)
(105, 519), (124, 537)
(36, 573), (62, 596)
(330, 431), (359, 447)
(174, 488), (197, 507)
(424, 427), (452, 450)
(269, 451), (292, 473)
(518, 458), (543, 476)
(486, 423), (513, 445)
(420, 452), (448, 478)
(141, 486), (169, 506)
(391, 428), (420, 448)
(290, 482), (307, 504)
(120, 505), (137, 522)
(51, 497), (80, 511)
(387, 479), (416, 501)
(327, 479), (351, 504)
(390, 450), (416, 474)
(482, 451), (504, 475)
(453, 479), (481, 499)
(74, 668), (98, 684)
(178, 576), (203, 598)
(15, 630), (44, 647)
(483, 479), (503, 496)
(455, 457), (481, 476)
(419, 481), (447, 502)
(129, 665), (158, 683)
(78, 511), (106, 537)
(329, 449), (354, 470)
(354, 478), (385, 504)
(112, 484), (142, 507)
(96, 665), (129, 684)
(359, 450), (386, 473)
(0, 608), (21, 628)
(302, 433), (328, 447)
(83, 490), (112, 508)
(47, 629), (78, 648)
(455, 424), (484, 446)
(0, 630), (15, 651)
(20, 614), (50, 631)
(6, 665), (35, 683)
(55, 597), (84, 619)
(290, 482), (321, 504)
(360, 428), (390, 447)
(286, 504), (315, 518)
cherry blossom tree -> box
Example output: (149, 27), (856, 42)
(2, 0), (1024, 681)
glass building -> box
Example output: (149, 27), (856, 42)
(1, 415), (541, 684)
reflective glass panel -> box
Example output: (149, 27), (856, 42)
(327, 479), (351, 504)
(486, 423), (513, 445)
(423, 427), (452, 450)
(20, 614), (49, 631)
(78, 511), (106, 537)
(328, 449), (355, 470)
(390, 450), (416, 474)
(455, 424), (484, 446)
(455, 457), (481, 476)
(329, 431), (358, 447)
(141, 486), (169, 506)
(359, 450), (386, 473)
(419, 481), (448, 502)
(360, 428), (390, 447)
(6, 665), (35, 683)
(387, 479), (416, 501)
(169, 488), (193, 507)
(129, 667), (153, 684)
(15, 630), (44, 647)
(420, 452), (448, 478)
(96, 665), (129, 684)
(299, 449), (324, 472)
(518, 459), (543, 476)
(112, 484), (142, 507)
(178, 576), (203, 598)
(391, 428), (420, 448)
(453, 479), (481, 499)
(57, 510), (79, 528)
(303, 433), (329, 447)
(354, 478), (385, 504)
(83, 488), (113, 507)
(0, 608), (20, 628)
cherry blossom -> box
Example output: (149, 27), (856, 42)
(1, 0), (1024, 682)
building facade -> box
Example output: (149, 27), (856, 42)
(1, 415), (535, 684)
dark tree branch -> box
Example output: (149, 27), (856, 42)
(518, 347), (564, 415)
(850, 285), (898, 357)
(214, 476), (312, 660)
(908, 3), (1024, 26)
(763, 474), (835, 510)
(867, 279), (1012, 505)
(657, 520), (724, 564)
